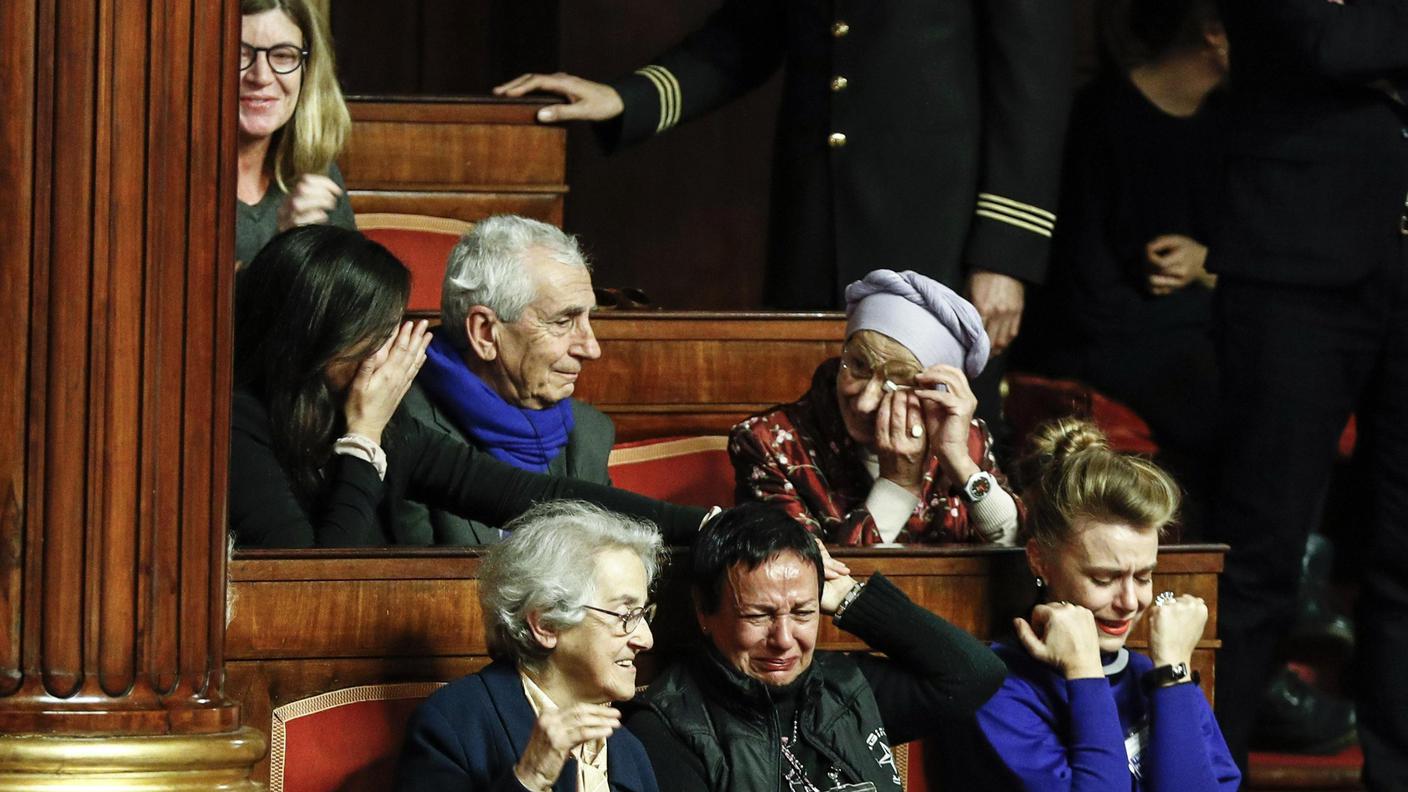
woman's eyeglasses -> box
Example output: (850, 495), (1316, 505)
(240, 43), (308, 75)
(582, 603), (658, 635)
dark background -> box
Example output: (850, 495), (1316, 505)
(330, 0), (1100, 309)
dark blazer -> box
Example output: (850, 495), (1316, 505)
(228, 390), (705, 548)
(396, 661), (660, 792)
(605, 0), (1072, 308)
(396, 384), (617, 545)
(1210, 0), (1408, 286)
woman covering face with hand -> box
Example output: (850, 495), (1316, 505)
(236, 0), (355, 265)
(229, 225), (707, 547)
(397, 501), (663, 792)
(961, 419), (1239, 791)
(730, 269), (1023, 546)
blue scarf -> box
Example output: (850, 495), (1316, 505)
(418, 333), (575, 473)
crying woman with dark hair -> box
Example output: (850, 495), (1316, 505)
(229, 225), (707, 547)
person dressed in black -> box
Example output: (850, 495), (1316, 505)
(624, 503), (1006, 792)
(230, 225), (707, 547)
(1021, 0), (1228, 535)
(491, 1), (1072, 373)
(1209, 2), (1408, 786)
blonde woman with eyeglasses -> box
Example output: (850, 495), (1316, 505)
(729, 269), (1023, 546)
(236, 0), (354, 265)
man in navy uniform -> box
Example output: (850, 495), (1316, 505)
(495, 1), (1072, 363)
(1209, 2), (1408, 786)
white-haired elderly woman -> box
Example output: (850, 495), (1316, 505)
(398, 214), (612, 545)
(730, 269), (1025, 546)
(397, 501), (663, 792)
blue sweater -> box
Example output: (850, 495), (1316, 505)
(975, 644), (1240, 792)
(396, 660), (660, 792)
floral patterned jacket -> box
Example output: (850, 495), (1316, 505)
(729, 359), (1023, 545)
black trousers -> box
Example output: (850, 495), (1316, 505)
(1212, 258), (1408, 790)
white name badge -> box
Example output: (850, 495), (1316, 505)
(1125, 721), (1150, 782)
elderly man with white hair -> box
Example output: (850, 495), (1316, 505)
(397, 215), (615, 544)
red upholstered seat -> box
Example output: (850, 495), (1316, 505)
(1004, 372), (1160, 455)
(269, 682), (444, 792)
(1005, 371), (1360, 462)
(607, 436), (735, 508)
(358, 214), (474, 313)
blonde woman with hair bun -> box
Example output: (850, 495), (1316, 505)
(954, 418), (1240, 790)
(235, 0), (355, 265)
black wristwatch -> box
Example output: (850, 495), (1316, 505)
(1142, 662), (1199, 692)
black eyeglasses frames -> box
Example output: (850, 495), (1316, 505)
(240, 43), (307, 75)
(582, 603), (658, 635)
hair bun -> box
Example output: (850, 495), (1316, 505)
(1030, 418), (1109, 465)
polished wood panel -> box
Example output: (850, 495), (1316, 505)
(226, 545), (1225, 784)
(575, 312), (847, 441)
(0, 0), (36, 701)
(348, 191), (562, 225)
(340, 97), (567, 225)
(0, 0), (239, 735)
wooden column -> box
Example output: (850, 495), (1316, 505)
(0, 0), (262, 786)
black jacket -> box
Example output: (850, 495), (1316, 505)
(624, 573), (1006, 792)
(1211, 0), (1408, 285)
(396, 661), (659, 792)
(606, 0), (1073, 308)
(229, 390), (705, 547)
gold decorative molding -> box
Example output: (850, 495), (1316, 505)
(0, 727), (265, 791)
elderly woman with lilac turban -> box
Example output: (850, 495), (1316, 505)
(729, 269), (1023, 546)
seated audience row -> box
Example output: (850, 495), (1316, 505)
(231, 220), (1024, 549)
(396, 419), (1236, 791)
(229, 225), (705, 547)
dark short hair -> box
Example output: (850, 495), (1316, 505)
(691, 503), (824, 614)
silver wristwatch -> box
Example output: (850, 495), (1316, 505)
(961, 470), (996, 504)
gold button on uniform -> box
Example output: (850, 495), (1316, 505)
(831, 21), (850, 37)
(830, 76), (848, 92)
(828, 132), (847, 148)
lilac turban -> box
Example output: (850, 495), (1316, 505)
(844, 269), (990, 379)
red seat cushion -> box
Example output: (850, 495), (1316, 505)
(607, 436), (734, 508)
(1004, 372), (1160, 455)
(270, 682), (444, 792)
(358, 214), (473, 314)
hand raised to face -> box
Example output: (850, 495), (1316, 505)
(1014, 602), (1105, 680)
(913, 364), (980, 484)
(342, 320), (431, 444)
(873, 389), (928, 496)
(1147, 594), (1207, 670)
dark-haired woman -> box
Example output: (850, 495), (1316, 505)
(1019, 0), (1227, 535)
(230, 225), (706, 547)
(965, 419), (1239, 790)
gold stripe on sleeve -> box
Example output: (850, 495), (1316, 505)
(975, 209), (1054, 238)
(633, 67), (672, 133)
(974, 199), (1056, 233)
(977, 192), (1056, 221)
(636, 65), (681, 132)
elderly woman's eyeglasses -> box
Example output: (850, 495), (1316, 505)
(582, 603), (657, 635)
(240, 43), (308, 74)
